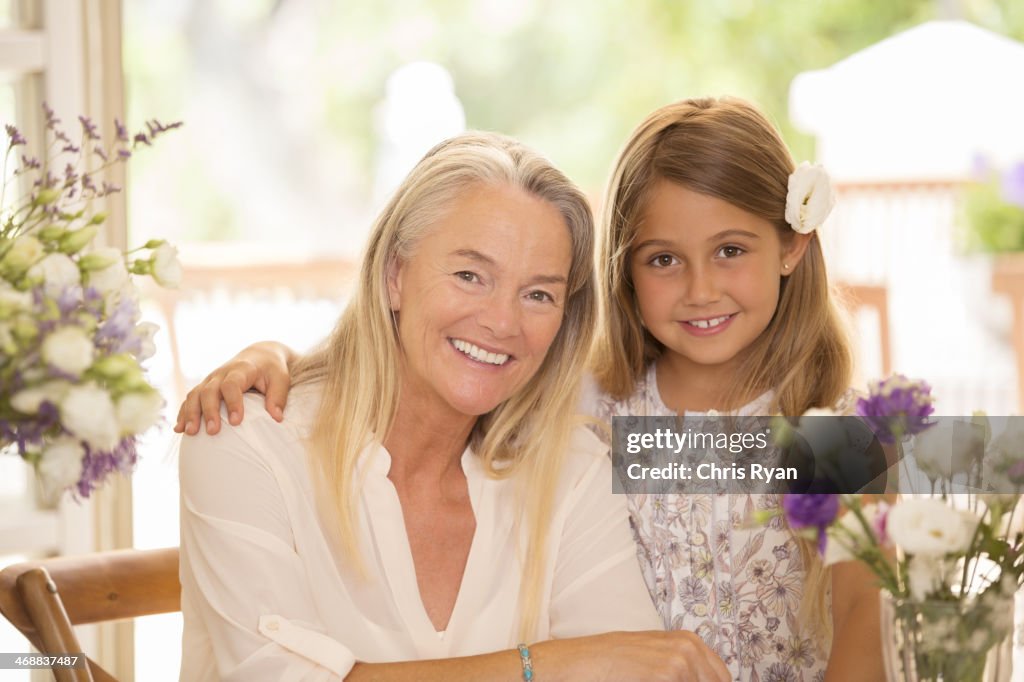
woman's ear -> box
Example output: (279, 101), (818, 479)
(386, 258), (403, 311)
(781, 232), (814, 277)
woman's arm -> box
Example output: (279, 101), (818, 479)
(175, 340), (296, 435)
(180, 406), (730, 682)
(345, 632), (728, 682)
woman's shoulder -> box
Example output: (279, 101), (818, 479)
(557, 424), (613, 487)
(178, 383), (323, 476)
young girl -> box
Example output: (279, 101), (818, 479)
(177, 97), (882, 680)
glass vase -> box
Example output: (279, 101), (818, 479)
(880, 591), (1015, 682)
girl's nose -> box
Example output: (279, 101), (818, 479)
(684, 266), (720, 306)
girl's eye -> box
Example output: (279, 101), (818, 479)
(717, 245), (745, 258)
(527, 290), (555, 304)
(455, 271), (480, 283)
(649, 254), (679, 267)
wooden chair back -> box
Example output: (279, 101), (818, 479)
(0, 547), (180, 682)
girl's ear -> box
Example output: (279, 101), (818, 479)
(781, 232), (813, 277)
(386, 258), (404, 311)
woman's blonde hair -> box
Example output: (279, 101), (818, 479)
(591, 96), (853, 642)
(292, 131), (595, 641)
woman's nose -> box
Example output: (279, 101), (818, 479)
(475, 290), (522, 338)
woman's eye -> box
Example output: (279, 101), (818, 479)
(527, 290), (555, 303)
(455, 271), (479, 283)
(649, 254), (678, 267)
(717, 245), (744, 258)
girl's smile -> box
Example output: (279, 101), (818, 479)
(680, 313), (737, 335)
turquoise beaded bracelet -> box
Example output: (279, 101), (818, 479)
(517, 643), (534, 681)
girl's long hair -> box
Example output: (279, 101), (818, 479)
(292, 131), (596, 641)
(591, 96), (853, 642)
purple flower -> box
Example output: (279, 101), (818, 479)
(1000, 162), (1024, 209)
(133, 132), (150, 147)
(43, 101), (60, 129)
(782, 494), (839, 554)
(146, 119), (183, 139)
(114, 118), (128, 142)
(75, 437), (139, 498)
(93, 145), (108, 162)
(78, 115), (100, 141)
(95, 295), (141, 353)
(1007, 459), (1024, 485)
(21, 154), (40, 170)
(5, 124), (25, 146)
(856, 374), (935, 443)
(871, 501), (891, 545)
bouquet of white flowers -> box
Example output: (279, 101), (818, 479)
(0, 103), (181, 499)
(774, 376), (1022, 682)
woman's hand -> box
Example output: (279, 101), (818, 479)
(174, 341), (296, 435)
(533, 630), (731, 682)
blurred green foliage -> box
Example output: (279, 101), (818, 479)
(963, 181), (1024, 252)
(123, 0), (1024, 243)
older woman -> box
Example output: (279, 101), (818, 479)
(178, 132), (728, 681)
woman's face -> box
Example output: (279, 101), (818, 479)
(388, 182), (572, 426)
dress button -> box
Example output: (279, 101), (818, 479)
(266, 619), (280, 631)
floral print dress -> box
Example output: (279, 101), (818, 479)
(582, 365), (829, 682)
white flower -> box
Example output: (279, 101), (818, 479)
(102, 281), (142, 319)
(116, 391), (164, 435)
(824, 503), (887, 566)
(887, 498), (979, 556)
(133, 321), (159, 361)
(911, 421), (984, 481)
(785, 162), (836, 234)
(28, 252), (81, 296)
(41, 326), (94, 376)
(86, 248), (129, 294)
(60, 383), (120, 451)
(150, 243), (182, 288)
(9, 380), (71, 414)
(906, 555), (942, 601)
(1, 235), (44, 271)
(37, 436), (85, 495)
(0, 282), (32, 312)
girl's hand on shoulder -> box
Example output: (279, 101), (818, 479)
(174, 341), (296, 435)
(534, 630), (731, 682)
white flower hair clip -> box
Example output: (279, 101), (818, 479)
(785, 161), (836, 234)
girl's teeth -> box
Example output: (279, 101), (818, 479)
(452, 339), (509, 365)
(689, 315), (730, 329)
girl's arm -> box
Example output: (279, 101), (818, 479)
(174, 340), (296, 435)
(180, 406), (730, 682)
(823, 545), (885, 681)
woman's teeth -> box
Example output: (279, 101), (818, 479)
(452, 339), (510, 365)
(687, 315), (732, 329)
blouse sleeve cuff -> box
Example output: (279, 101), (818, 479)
(258, 614), (356, 677)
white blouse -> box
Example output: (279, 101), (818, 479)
(179, 387), (661, 681)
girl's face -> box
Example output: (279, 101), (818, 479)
(630, 179), (808, 378)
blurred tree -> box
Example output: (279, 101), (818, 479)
(124, 0), (1024, 243)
